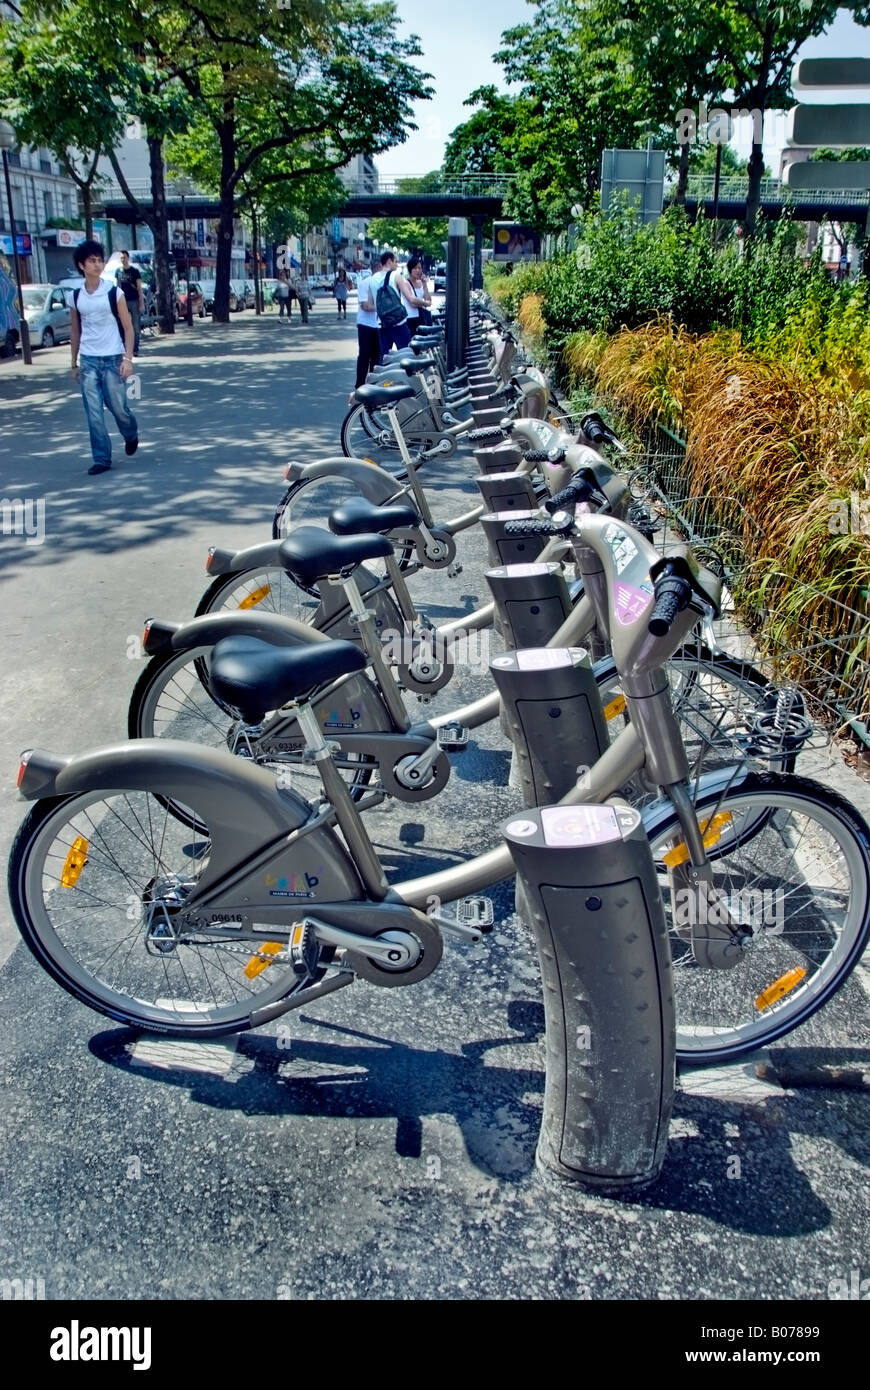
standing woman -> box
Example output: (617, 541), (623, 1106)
(406, 256), (432, 326)
(333, 267), (349, 318)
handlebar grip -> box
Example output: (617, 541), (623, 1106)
(521, 449), (551, 463)
(504, 514), (574, 538)
(468, 426), (506, 444)
(648, 577), (692, 636)
(544, 478), (594, 513)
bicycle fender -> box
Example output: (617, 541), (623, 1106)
(640, 764), (752, 841)
(16, 740), (364, 903)
(206, 540), (284, 577)
(284, 457), (401, 506)
(164, 610), (333, 653)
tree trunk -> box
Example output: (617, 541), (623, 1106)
(213, 116), (236, 323)
(675, 141), (691, 206)
(81, 184), (94, 240)
(745, 131), (765, 238)
(148, 136), (175, 334)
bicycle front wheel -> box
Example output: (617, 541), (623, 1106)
(8, 790), (327, 1036)
(646, 772), (870, 1064)
(340, 403), (407, 475)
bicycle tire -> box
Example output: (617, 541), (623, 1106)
(8, 789), (333, 1037)
(270, 475), (415, 581)
(196, 563), (321, 622)
(643, 771), (870, 1064)
(340, 402), (408, 475)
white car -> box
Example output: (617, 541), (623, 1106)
(21, 284), (72, 348)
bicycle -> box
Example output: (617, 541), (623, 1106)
(11, 509), (862, 1065)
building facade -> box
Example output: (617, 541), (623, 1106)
(0, 139), (86, 284)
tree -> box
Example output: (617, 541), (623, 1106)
(0, 5), (126, 238)
(714, 1), (845, 235)
(442, 86), (517, 177)
(128, 1), (431, 320)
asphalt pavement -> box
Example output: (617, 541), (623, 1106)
(0, 300), (868, 1302)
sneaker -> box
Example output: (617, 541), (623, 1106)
(125, 437), (139, 456)
(88, 462), (112, 475)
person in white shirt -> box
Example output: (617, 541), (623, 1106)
(69, 240), (139, 476)
(368, 251), (417, 356)
(354, 267), (381, 391)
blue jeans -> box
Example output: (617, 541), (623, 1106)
(379, 320), (411, 356)
(79, 355), (138, 467)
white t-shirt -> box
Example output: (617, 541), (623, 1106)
(355, 271), (380, 329)
(77, 279), (125, 356)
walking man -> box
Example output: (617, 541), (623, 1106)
(70, 239), (139, 476)
(116, 249), (145, 356)
(275, 272), (291, 318)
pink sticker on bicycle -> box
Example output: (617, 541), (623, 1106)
(614, 580), (654, 626)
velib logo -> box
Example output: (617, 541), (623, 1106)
(321, 705), (362, 730)
(50, 1321), (151, 1370)
(265, 869), (321, 898)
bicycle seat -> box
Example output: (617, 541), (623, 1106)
(411, 337), (439, 353)
(209, 636), (367, 724)
(354, 382), (416, 409)
(399, 359), (436, 375)
(329, 498), (421, 536)
(278, 527), (393, 586)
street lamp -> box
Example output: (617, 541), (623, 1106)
(174, 176), (194, 326)
(0, 119), (32, 364)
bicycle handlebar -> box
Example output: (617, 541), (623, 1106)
(504, 513), (574, 538)
(648, 564), (693, 637)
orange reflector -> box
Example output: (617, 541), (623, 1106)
(363, 457), (376, 465)
(238, 585), (271, 610)
(62, 836), (89, 887)
(244, 941), (283, 979)
(755, 967), (807, 1012)
(662, 812), (733, 869)
(603, 693), (627, 721)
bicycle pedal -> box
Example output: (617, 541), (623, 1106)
(437, 723), (469, 751)
(289, 921), (319, 977)
(429, 896), (494, 943)
(457, 897), (494, 929)
(447, 562), (463, 578)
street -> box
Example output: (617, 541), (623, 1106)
(0, 305), (868, 1301)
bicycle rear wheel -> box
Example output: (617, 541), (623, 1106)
(645, 772), (870, 1064)
(8, 789), (328, 1036)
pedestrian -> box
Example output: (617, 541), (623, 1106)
(333, 267), (349, 318)
(275, 271), (291, 318)
(353, 267), (381, 399)
(115, 249), (145, 356)
(69, 239), (139, 476)
(295, 271), (312, 324)
(369, 250), (414, 356)
(405, 255), (432, 328)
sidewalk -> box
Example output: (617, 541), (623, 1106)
(0, 310), (868, 1301)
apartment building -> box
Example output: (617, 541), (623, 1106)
(0, 139), (86, 284)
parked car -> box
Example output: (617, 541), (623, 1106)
(197, 281), (217, 313)
(229, 279), (252, 311)
(176, 279), (205, 319)
(433, 262), (447, 293)
(260, 277), (280, 306)
(21, 283), (72, 348)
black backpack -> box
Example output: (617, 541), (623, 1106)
(73, 285), (124, 341)
(375, 270), (407, 329)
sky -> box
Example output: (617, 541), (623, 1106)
(375, 3), (870, 183)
